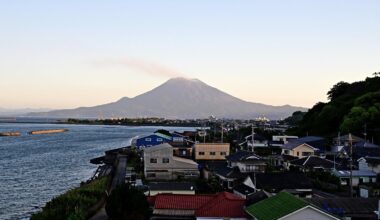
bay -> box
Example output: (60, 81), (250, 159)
(0, 123), (193, 220)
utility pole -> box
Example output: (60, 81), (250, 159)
(221, 121), (224, 143)
(251, 124), (255, 153)
(364, 123), (367, 147)
(349, 133), (353, 198)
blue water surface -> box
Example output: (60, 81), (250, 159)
(0, 123), (192, 220)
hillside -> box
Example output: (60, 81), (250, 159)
(289, 73), (380, 143)
(28, 78), (306, 119)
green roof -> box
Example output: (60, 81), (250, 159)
(245, 192), (307, 220)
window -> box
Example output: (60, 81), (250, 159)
(210, 152), (216, 156)
(157, 138), (163, 142)
(302, 152), (312, 156)
(199, 152), (205, 155)
(150, 158), (157, 163)
(173, 137), (183, 142)
(220, 152), (227, 156)
(145, 138), (152, 142)
(297, 152), (299, 156)
(162, 158), (169, 163)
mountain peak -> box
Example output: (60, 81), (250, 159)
(166, 77), (202, 83)
(28, 77), (307, 119)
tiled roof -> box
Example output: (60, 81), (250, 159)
(149, 192), (247, 218)
(152, 194), (214, 210)
(246, 192), (307, 220)
(215, 166), (246, 179)
(332, 169), (377, 177)
(306, 197), (378, 218)
(226, 150), (262, 162)
(290, 156), (337, 169)
(251, 172), (313, 191)
(353, 141), (380, 148)
(195, 192), (248, 218)
(282, 136), (325, 150)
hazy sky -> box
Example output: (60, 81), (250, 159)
(1, 1), (379, 109)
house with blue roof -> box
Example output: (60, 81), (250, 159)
(135, 134), (172, 148)
(135, 130), (173, 148)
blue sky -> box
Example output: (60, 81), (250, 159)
(1, 1), (379, 109)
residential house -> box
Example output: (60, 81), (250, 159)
(245, 192), (339, 220)
(148, 192), (249, 220)
(135, 133), (172, 148)
(144, 143), (199, 180)
(238, 172), (313, 197)
(281, 136), (326, 158)
(358, 156), (380, 173)
(214, 166), (246, 190)
(332, 170), (377, 187)
(147, 182), (196, 196)
(170, 132), (194, 159)
(233, 185), (270, 202)
(268, 154), (298, 170)
(282, 142), (317, 159)
(194, 143), (230, 160)
(307, 197), (379, 220)
(226, 151), (267, 173)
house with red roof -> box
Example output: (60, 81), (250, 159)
(148, 192), (249, 220)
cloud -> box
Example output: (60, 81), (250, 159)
(93, 58), (184, 78)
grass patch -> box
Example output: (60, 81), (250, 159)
(31, 177), (109, 220)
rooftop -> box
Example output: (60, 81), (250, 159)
(226, 150), (262, 162)
(307, 197), (378, 218)
(282, 136), (325, 150)
(290, 156), (337, 169)
(149, 192), (247, 218)
(245, 192), (307, 220)
(251, 172), (313, 191)
(332, 169), (377, 177)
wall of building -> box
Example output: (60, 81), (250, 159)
(195, 143), (230, 160)
(282, 206), (337, 220)
(285, 144), (315, 158)
(144, 144), (199, 180)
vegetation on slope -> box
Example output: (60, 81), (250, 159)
(105, 184), (150, 220)
(288, 73), (380, 144)
(31, 177), (109, 220)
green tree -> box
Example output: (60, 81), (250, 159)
(106, 184), (149, 220)
(327, 81), (350, 100)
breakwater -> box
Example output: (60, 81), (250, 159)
(28, 129), (68, 135)
(0, 132), (21, 136)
